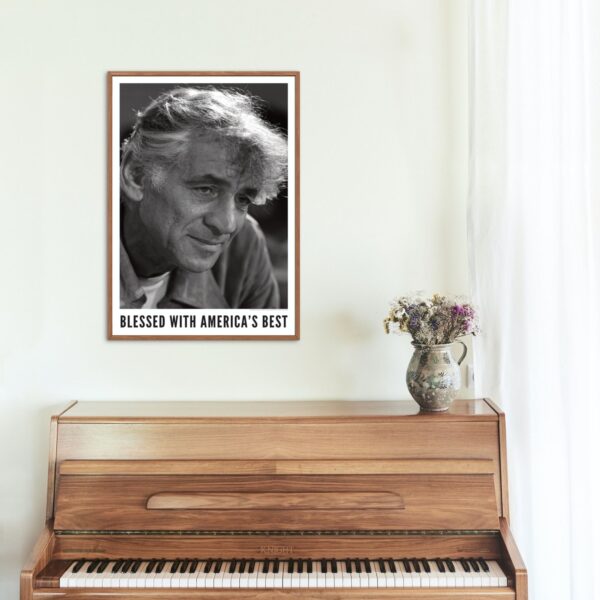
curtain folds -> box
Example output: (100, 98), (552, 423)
(468, 1), (600, 599)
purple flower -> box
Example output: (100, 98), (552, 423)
(452, 304), (466, 316)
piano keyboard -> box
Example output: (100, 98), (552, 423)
(60, 557), (508, 588)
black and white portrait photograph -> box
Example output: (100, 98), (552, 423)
(109, 72), (299, 339)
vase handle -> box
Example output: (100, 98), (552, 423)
(455, 340), (468, 365)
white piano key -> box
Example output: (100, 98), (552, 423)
(372, 561), (385, 588)
(489, 560), (507, 586)
(334, 561), (345, 588)
(469, 560), (483, 587)
(366, 561), (377, 587)
(431, 561), (446, 587)
(238, 563), (250, 588)
(391, 560), (404, 587)
(143, 564), (158, 589)
(281, 561), (292, 588)
(273, 561), (284, 588)
(157, 561), (175, 588)
(315, 561), (325, 587)
(220, 561), (233, 588)
(213, 562), (227, 588)
(59, 561), (77, 588)
(205, 562), (218, 588)
(229, 562), (241, 588)
(93, 562), (113, 587)
(307, 561), (318, 588)
(253, 561), (265, 588)
(298, 561), (309, 588)
(246, 562), (258, 588)
(383, 561), (396, 588)
(181, 561), (198, 588)
(424, 560), (438, 587)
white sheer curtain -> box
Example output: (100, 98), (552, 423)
(468, 1), (600, 599)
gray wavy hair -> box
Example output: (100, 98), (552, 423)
(121, 87), (288, 203)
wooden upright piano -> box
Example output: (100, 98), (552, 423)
(21, 399), (527, 599)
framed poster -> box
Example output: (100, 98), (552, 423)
(108, 71), (299, 340)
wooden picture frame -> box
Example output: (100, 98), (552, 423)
(108, 72), (300, 340)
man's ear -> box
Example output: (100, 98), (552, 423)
(120, 153), (144, 202)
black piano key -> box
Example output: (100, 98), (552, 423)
(287, 559), (294, 573)
(273, 559), (280, 574)
(460, 558), (471, 572)
(170, 559), (180, 574)
(262, 560), (270, 574)
(330, 559), (338, 574)
(436, 558), (446, 573)
(97, 560), (109, 574)
(345, 559), (352, 573)
(320, 559), (327, 573)
(229, 560), (238, 574)
(238, 560), (246, 574)
(469, 558), (480, 572)
(445, 558), (455, 572)
(111, 559), (123, 574)
(204, 559), (213, 574)
(378, 558), (387, 573)
(86, 559), (100, 573)
(307, 560), (313, 574)
(411, 558), (421, 573)
(363, 559), (372, 574)
(189, 559), (198, 573)
(179, 559), (189, 574)
(121, 559), (133, 573)
(145, 559), (156, 574)
(72, 559), (86, 574)
(156, 559), (166, 574)
(478, 558), (490, 572)
(420, 558), (431, 573)
(402, 559), (412, 573)
(248, 559), (256, 573)
(387, 558), (397, 573)
(354, 559), (362, 574)
(131, 560), (142, 573)
(214, 560), (223, 573)
(298, 559), (304, 574)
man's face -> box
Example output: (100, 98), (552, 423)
(138, 136), (259, 272)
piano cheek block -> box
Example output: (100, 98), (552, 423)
(22, 399), (527, 598)
(145, 492), (406, 511)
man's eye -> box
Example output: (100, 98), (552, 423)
(236, 194), (253, 207)
(193, 185), (219, 198)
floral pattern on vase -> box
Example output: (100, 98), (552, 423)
(406, 342), (467, 411)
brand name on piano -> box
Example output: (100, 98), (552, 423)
(259, 545), (294, 555)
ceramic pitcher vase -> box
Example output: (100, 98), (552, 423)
(406, 341), (468, 411)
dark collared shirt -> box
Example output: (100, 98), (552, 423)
(120, 217), (280, 309)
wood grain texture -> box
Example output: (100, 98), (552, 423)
(59, 459), (495, 476)
(499, 518), (527, 600)
(54, 419), (504, 516)
(146, 491), (404, 511)
(58, 400), (497, 421)
(21, 526), (55, 600)
(54, 474), (499, 532)
(53, 533), (502, 561)
(47, 403), (78, 521)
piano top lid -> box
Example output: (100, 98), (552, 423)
(59, 399), (500, 423)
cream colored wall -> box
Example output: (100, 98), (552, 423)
(0, 0), (468, 596)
